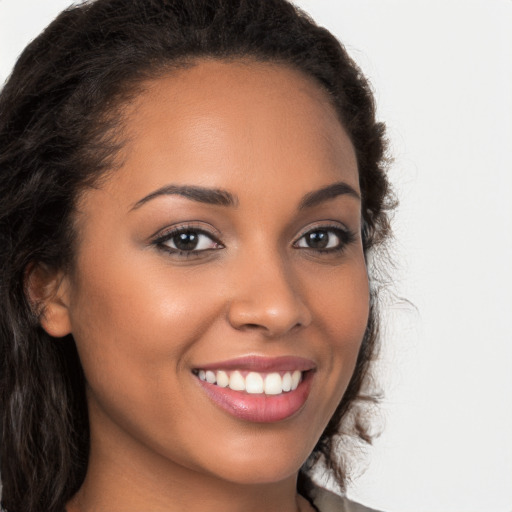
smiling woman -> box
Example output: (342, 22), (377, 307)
(0, 1), (393, 512)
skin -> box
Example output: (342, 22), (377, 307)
(40, 60), (369, 512)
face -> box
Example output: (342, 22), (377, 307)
(61, 60), (369, 486)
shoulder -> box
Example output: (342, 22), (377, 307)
(309, 485), (383, 512)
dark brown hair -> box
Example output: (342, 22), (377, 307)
(0, 1), (393, 510)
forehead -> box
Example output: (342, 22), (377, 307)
(98, 59), (359, 207)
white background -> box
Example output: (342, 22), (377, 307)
(1, 1), (511, 511)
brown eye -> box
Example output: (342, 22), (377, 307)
(294, 225), (357, 255)
(296, 228), (342, 250)
(304, 230), (330, 249)
(172, 231), (200, 251)
(157, 228), (221, 253)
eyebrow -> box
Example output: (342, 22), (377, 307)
(298, 182), (360, 209)
(131, 184), (238, 210)
(131, 180), (360, 211)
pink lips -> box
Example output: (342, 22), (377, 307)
(193, 356), (315, 423)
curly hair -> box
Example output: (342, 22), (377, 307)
(0, 1), (393, 510)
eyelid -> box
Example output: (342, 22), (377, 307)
(150, 221), (222, 243)
(292, 221), (357, 254)
(292, 221), (351, 244)
(150, 220), (355, 256)
(150, 222), (225, 254)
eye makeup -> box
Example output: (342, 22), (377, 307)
(150, 218), (357, 262)
(293, 223), (356, 255)
(152, 223), (224, 258)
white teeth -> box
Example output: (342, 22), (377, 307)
(229, 370), (245, 391)
(291, 370), (301, 390)
(282, 372), (292, 392)
(264, 372), (283, 395)
(246, 372), (264, 393)
(216, 370), (229, 388)
(197, 368), (305, 395)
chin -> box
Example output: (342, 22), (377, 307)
(210, 459), (304, 486)
(195, 433), (313, 486)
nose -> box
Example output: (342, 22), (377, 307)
(226, 251), (312, 337)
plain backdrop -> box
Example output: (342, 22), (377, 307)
(1, 1), (511, 511)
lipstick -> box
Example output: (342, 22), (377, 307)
(193, 356), (315, 423)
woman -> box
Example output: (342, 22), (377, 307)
(0, 0), (393, 511)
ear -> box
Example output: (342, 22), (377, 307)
(25, 262), (72, 338)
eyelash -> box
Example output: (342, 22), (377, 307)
(153, 225), (223, 258)
(293, 224), (356, 255)
(152, 223), (356, 258)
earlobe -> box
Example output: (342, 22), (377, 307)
(25, 263), (72, 338)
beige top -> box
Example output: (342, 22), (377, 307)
(310, 486), (382, 512)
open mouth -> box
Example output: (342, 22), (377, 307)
(191, 356), (315, 422)
(193, 369), (305, 395)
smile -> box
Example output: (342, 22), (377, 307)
(195, 369), (303, 395)
(192, 356), (315, 423)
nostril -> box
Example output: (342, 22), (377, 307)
(226, 287), (312, 336)
(244, 323), (261, 330)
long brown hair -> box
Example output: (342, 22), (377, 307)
(0, 1), (394, 510)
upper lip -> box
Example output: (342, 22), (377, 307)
(194, 355), (316, 373)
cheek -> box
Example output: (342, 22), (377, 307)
(66, 251), (224, 408)
(66, 255), (232, 464)
(308, 258), (370, 348)
(304, 258), (370, 400)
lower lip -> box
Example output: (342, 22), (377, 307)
(195, 371), (313, 423)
